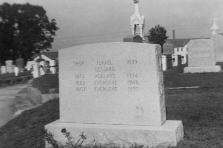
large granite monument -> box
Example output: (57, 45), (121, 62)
(45, 42), (183, 147)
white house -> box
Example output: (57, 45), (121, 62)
(165, 39), (190, 66)
(172, 45), (188, 66)
(26, 52), (58, 78)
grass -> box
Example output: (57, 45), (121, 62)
(0, 71), (32, 86)
(32, 74), (59, 94)
(164, 71), (223, 88)
(0, 71), (31, 79)
(0, 98), (59, 148)
(1, 72), (223, 147)
(167, 88), (223, 148)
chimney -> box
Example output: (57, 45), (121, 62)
(172, 30), (176, 40)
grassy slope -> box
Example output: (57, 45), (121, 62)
(1, 72), (223, 147)
(0, 99), (59, 148)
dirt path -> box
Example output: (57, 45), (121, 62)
(0, 84), (27, 127)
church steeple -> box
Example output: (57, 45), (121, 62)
(211, 17), (219, 35)
(130, 0), (145, 39)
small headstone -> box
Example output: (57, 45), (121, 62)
(32, 63), (39, 78)
(184, 39), (221, 73)
(45, 42), (183, 148)
(1, 66), (6, 74)
(14, 67), (19, 76)
(5, 60), (14, 73)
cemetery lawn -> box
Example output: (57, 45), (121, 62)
(164, 71), (223, 88)
(0, 98), (59, 148)
(0, 71), (32, 86)
(32, 74), (59, 94)
(0, 72), (223, 147)
(167, 87), (223, 148)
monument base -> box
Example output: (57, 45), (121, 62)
(184, 66), (221, 73)
(45, 120), (183, 148)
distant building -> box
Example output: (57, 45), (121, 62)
(26, 51), (58, 78)
(162, 41), (174, 55)
(34, 52), (58, 66)
(166, 39), (191, 66)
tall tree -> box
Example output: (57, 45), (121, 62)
(0, 3), (58, 64)
(147, 25), (168, 53)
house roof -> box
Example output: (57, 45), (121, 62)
(34, 51), (58, 60)
(144, 37), (191, 54)
(42, 52), (58, 60)
(166, 39), (191, 48)
(163, 42), (174, 55)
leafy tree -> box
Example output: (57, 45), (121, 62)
(0, 3), (58, 64)
(147, 25), (168, 53)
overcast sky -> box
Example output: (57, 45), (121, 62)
(1, 0), (223, 50)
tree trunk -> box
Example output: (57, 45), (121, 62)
(161, 45), (164, 54)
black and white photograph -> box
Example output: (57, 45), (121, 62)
(0, 0), (223, 147)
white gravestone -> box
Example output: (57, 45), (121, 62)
(45, 42), (183, 148)
(32, 63), (40, 78)
(184, 39), (221, 73)
(14, 67), (19, 76)
(5, 60), (14, 73)
(1, 66), (6, 74)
